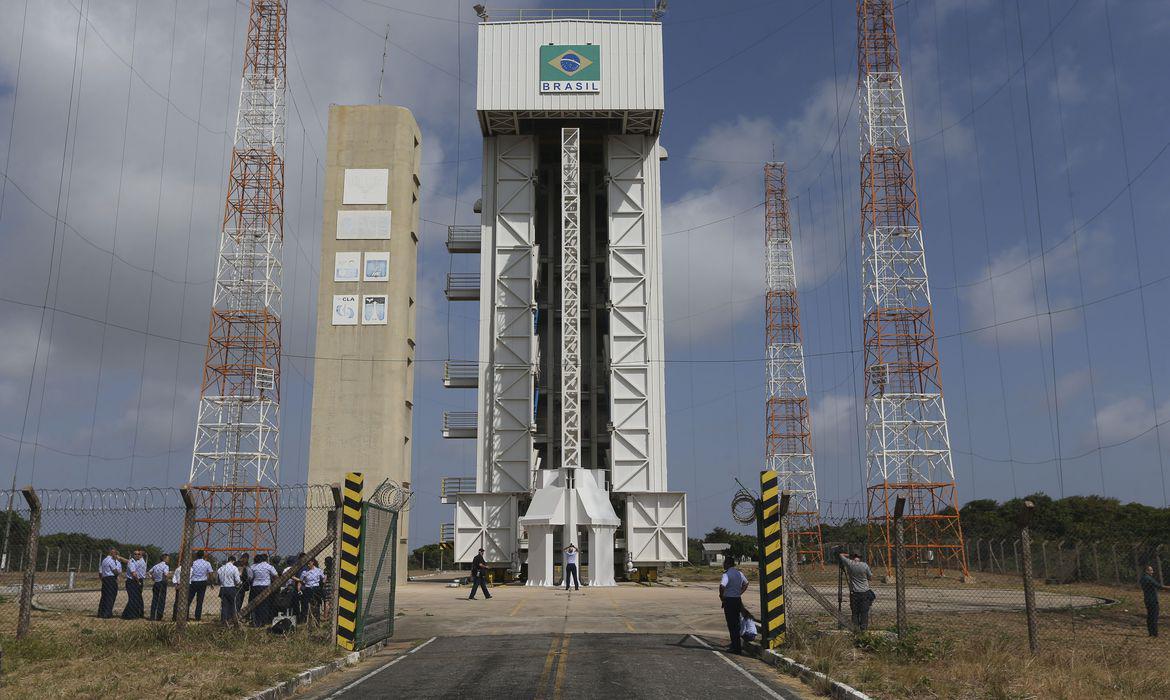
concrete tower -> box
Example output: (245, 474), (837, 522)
(443, 10), (686, 585)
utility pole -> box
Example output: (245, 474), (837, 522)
(189, 0), (288, 556)
(857, 0), (967, 577)
(763, 162), (823, 564)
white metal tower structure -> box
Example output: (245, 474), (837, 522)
(858, 0), (966, 573)
(763, 162), (823, 562)
(189, 0), (287, 554)
(442, 10), (686, 585)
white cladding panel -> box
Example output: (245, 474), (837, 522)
(625, 493), (688, 564)
(476, 21), (664, 112)
(454, 493), (518, 564)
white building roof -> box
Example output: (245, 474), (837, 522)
(702, 543), (731, 552)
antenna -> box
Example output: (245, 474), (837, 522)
(377, 24), (390, 103)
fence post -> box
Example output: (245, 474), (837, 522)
(1018, 501), (1039, 653)
(173, 485), (195, 632)
(329, 483), (343, 646)
(16, 487), (41, 639)
(1013, 539), (1020, 574)
(975, 538), (983, 573)
(1156, 544), (1165, 586)
(893, 496), (907, 637)
(1041, 540), (1049, 582)
(1092, 542), (1100, 582)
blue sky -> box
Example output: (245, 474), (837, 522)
(2, 0), (1170, 547)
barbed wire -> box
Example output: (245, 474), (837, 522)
(367, 478), (413, 513)
(731, 487), (758, 525)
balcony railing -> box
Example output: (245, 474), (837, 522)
(444, 272), (480, 301)
(440, 523), (455, 544)
(446, 225), (481, 253)
(440, 476), (477, 504)
(482, 8), (661, 22)
(442, 411), (477, 438)
(444, 360), (479, 388)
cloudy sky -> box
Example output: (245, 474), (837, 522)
(2, 0), (1170, 547)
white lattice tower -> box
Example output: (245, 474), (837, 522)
(561, 127), (581, 470)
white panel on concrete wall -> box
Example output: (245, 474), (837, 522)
(363, 252), (390, 281)
(337, 210), (392, 239)
(334, 252), (360, 282)
(343, 168), (389, 205)
(455, 493), (518, 564)
(332, 295), (358, 325)
(362, 294), (387, 325)
(625, 493), (687, 564)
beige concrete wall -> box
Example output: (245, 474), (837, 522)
(307, 105), (420, 586)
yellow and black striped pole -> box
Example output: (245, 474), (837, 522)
(759, 470), (785, 648)
(336, 472), (363, 651)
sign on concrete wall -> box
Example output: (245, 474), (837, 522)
(332, 295), (358, 325)
(539, 44), (600, 93)
(363, 252), (390, 282)
(335, 252), (360, 282)
(362, 295), (387, 325)
(337, 210), (392, 239)
(342, 168), (389, 205)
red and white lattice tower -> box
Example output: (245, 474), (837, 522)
(764, 162), (824, 564)
(857, 0), (967, 574)
(189, 0), (287, 555)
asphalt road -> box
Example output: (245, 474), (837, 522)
(310, 634), (814, 699)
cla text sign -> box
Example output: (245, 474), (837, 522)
(539, 45), (600, 93)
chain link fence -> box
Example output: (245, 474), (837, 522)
(0, 484), (343, 644)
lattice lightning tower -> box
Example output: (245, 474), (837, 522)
(857, 0), (967, 574)
(189, 0), (287, 555)
(764, 162), (823, 563)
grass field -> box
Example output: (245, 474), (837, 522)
(0, 598), (341, 699)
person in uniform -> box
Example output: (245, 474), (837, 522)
(188, 551), (213, 621)
(97, 547), (127, 618)
(468, 548), (492, 600)
(300, 558), (325, 623)
(147, 554), (170, 621)
(563, 544), (581, 591)
(120, 549), (148, 619)
(248, 553), (279, 626)
(718, 555), (750, 654)
(217, 556), (242, 623)
(236, 553), (252, 611)
(1140, 564), (1168, 637)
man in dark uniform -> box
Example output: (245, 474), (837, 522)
(97, 547), (127, 618)
(468, 548), (492, 600)
(147, 554), (170, 621)
(1140, 564), (1168, 637)
(120, 549), (148, 619)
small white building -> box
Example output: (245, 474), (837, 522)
(703, 543), (731, 566)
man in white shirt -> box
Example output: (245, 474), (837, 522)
(97, 547), (126, 618)
(188, 551), (213, 621)
(719, 555), (750, 653)
(563, 544), (581, 591)
(299, 558), (325, 623)
(120, 549), (148, 620)
(217, 556), (243, 623)
(248, 553), (279, 626)
(148, 554), (171, 621)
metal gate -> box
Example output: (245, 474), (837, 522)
(356, 502), (398, 647)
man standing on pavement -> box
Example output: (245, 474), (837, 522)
(97, 547), (127, 618)
(147, 554), (170, 621)
(719, 555), (749, 654)
(1140, 564), (1168, 637)
(217, 555), (242, 623)
(563, 543), (581, 591)
(120, 549), (148, 619)
(188, 550), (213, 621)
(837, 551), (875, 631)
(468, 547), (492, 600)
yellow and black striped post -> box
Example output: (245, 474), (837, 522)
(759, 470), (785, 648)
(336, 472), (363, 651)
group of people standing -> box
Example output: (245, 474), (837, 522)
(96, 547), (329, 626)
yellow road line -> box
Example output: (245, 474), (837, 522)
(552, 634), (570, 700)
(534, 636), (561, 699)
(509, 600), (524, 617)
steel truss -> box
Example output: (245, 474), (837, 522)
(189, 0), (287, 555)
(560, 128), (581, 470)
(858, 0), (966, 575)
(763, 163), (823, 563)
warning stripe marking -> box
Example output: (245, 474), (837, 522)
(337, 472), (363, 651)
(759, 470), (786, 648)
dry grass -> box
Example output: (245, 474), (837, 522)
(0, 598), (341, 699)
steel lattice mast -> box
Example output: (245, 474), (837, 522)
(764, 162), (823, 563)
(857, 0), (967, 574)
(189, 0), (287, 555)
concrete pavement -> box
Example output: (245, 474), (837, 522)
(304, 633), (815, 699)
